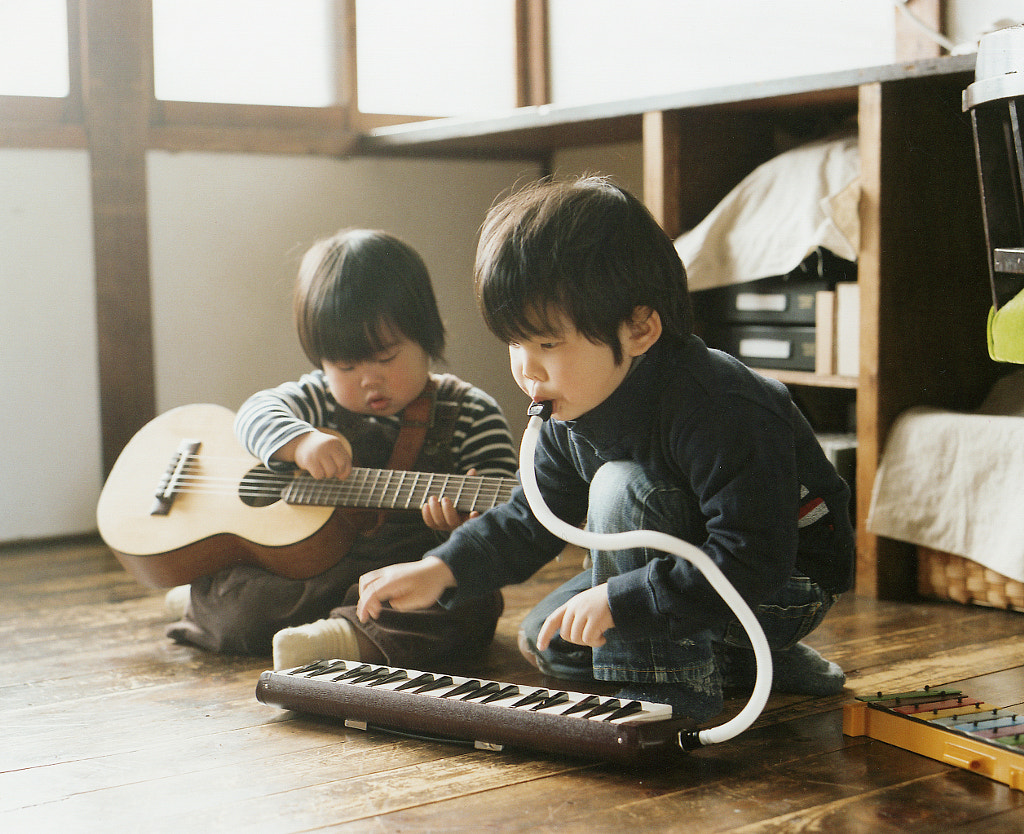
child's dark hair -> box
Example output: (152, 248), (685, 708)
(475, 176), (692, 364)
(295, 229), (446, 366)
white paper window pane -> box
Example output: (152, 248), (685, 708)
(549, 0), (896, 106)
(356, 0), (516, 117)
(153, 0), (338, 106)
(0, 1), (69, 97)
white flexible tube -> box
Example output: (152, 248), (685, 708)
(519, 409), (772, 747)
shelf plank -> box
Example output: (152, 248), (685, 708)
(358, 55), (975, 157)
(752, 369), (858, 389)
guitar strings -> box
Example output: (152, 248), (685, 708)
(167, 465), (518, 500)
(166, 468), (518, 501)
(159, 472), (516, 510)
(153, 454), (515, 511)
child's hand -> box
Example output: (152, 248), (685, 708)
(356, 556), (456, 622)
(537, 584), (614, 650)
(290, 430), (353, 480)
(421, 469), (480, 531)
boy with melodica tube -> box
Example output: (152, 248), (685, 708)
(354, 177), (855, 721)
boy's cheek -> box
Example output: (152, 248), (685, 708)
(510, 368), (529, 393)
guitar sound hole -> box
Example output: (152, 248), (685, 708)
(240, 465), (284, 508)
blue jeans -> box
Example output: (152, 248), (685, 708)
(520, 461), (837, 685)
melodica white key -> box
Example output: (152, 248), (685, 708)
(256, 659), (696, 765)
(284, 659), (672, 722)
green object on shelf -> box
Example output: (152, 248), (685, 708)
(987, 289), (1024, 364)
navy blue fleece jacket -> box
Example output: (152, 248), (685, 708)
(430, 335), (855, 642)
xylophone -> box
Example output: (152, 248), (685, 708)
(256, 658), (698, 766)
(843, 687), (1024, 791)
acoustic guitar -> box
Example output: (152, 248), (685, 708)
(96, 403), (517, 588)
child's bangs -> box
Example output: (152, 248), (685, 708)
(312, 310), (395, 364)
(481, 286), (563, 346)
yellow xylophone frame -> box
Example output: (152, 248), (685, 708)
(843, 696), (1024, 792)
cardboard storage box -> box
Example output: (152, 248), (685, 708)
(706, 324), (817, 371)
(692, 276), (827, 326)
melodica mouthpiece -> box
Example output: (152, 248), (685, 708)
(527, 400), (554, 420)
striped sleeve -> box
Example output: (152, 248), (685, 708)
(448, 385), (518, 478)
(233, 370), (335, 467)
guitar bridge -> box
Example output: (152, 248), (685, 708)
(151, 439), (201, 516)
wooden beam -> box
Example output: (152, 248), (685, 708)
(641, 110), (681, 237)
(855, 83), (886, 598)
(0, 96), (85, 147)
(79, 0), (156, 474)
(515, 0), (550, 107)
(340, 0), (358, 114)
(65, 0), (84, 121)
(149, 100), (357, 155)
(855, 72), (996, 599)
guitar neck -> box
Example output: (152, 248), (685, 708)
(282, 468), (516, 514)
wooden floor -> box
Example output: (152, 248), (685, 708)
(3, 537), (1024, 832)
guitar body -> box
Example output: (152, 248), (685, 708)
(97, 404), (358, 588)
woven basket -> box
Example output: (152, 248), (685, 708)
(917, 546), (1024, 612)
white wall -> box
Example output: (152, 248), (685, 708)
(0, 149), (102, 540)
(1, 150), (537, 543)
(147, 152), (540, 430)
(550, 141), (644, 198)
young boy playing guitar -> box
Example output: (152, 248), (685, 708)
(165, 229), (518, 672)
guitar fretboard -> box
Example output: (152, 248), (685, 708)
(282, 468), (516, 513)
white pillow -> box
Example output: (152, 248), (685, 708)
(675, 134), (860, 292)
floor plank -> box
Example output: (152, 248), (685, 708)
(3, 536), (1024, 832)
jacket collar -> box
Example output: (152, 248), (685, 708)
(565, 341), (666, 454)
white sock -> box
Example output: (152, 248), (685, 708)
(164, 585), (190, 619)
(272, 617), (362, 670)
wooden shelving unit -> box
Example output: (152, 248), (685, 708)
(758, 370), (859, 390)
(361, 55), (1005, 600)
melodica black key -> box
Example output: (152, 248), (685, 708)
(256, 659), (698, 766)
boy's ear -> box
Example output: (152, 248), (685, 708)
(625, 306), (662, 356)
